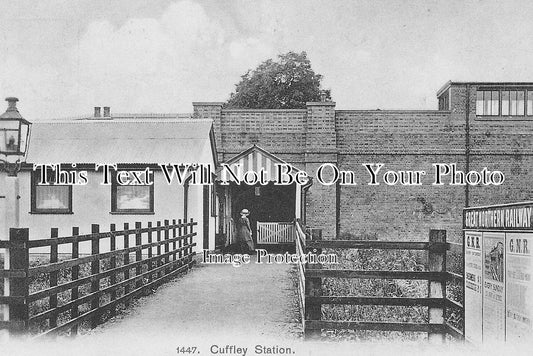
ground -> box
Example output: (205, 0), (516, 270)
(89, 261), (302, 340)
(2, 261), (304, 356)
(1, 260), (514, 356)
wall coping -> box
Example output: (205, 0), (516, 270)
(222, 109), (307, 113)
(192, 102), (224, 106)
(335, 110), (451, 114)
(306, 101), (336, 106)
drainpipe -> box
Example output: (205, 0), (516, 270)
(465, 84), (470, 208)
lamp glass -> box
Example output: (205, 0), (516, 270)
(0, 118), (31, 157)
(19, 121), (30, 155)
(1, 128), (20, 153)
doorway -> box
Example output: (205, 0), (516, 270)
(229, 182), (296, 244)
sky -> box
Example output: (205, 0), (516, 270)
(0, 0), (532, 119)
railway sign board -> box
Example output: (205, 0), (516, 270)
(463, 202), (532, 344)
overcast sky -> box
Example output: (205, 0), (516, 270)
(0, 0), (532, 119)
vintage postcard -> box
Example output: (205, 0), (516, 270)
(0, 1), (532, 355)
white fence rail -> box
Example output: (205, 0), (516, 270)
(256, 222), (295, 244)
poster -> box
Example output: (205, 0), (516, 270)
(505, 233), (532, 341)
(464, 231), (483, 343)
(482, 232), (506, 341)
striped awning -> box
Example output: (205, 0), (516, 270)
(217, 145), (303, 183)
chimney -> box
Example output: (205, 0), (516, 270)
(320, 90), (327, 102)
(94, 107), (101, 117)
(103, 106), (110, 117)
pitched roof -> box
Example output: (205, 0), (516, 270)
(217, 144), (306, 183)
(26, 118), (214, 165)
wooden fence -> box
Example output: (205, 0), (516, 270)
(0, 218), (197, 337)
(294, 220), (464, 341)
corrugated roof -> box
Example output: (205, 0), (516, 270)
(39, 113), (193, 121)
(26, 119), (214, 164)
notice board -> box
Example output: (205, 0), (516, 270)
(463, 202), (532, 343)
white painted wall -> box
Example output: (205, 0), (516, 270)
(12, 130), (216, 254)
(16, 170), (195, 254)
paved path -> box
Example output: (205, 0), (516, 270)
(85, 261), (302, 344)
(3, 262), (303, 356)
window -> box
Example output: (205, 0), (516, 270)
(31, 169), (72, 214)
(476, 91), (499, 116)
(517, 91), (525, 115)
(438, 90), (449, 111)
(507, 90), (526, 116)
(477, 89), (532, 117)
(111, 170), (154, 214)
(501, 91), (510, 115)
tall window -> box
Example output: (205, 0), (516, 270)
(31, 169), (72, 214)
(501, 91), (510, 115)
(111, 170), (154, 214)
(528, 91), (533, 116)
(476, 91), (499, 116)
(508, 90), (525, 116)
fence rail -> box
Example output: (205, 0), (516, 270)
(294, 221), (464, 341)
(257, 222), (295, 244)
(0, 218), (197, 337)
(294, 220), (306, 328)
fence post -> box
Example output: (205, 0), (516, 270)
(428, 229), (446, 343)
(178, 219), (183, 266)
(90, 224), (100, 329)
(49, 228), (59, 331)
(123, 222), (130, 307)
(172, 219), (177, 262)
(147, 222), (153, 284)
(135, 222), (142, 289)
(109, 224), (116, 317)
(164, 219), (170, 275)
(7, 228), (29, 335)
(156, 221), (162, 279)
(189, 218), (195, 264)
(71, 226), (80, 336)
(305, 230), (322, 340)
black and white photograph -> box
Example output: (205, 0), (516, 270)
(0, 1), (532, 355)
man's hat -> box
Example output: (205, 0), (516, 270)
(240, 209), (250, 215)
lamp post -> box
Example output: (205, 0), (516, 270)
(0, 97), (31, 335)
(0, 97), (31, 227)
(0, 97), (31, 175)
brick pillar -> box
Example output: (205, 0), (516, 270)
(304, 101), (337, 239)
(192, 102), (224, 162)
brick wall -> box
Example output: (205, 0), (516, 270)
(337, 154), (466, 243)
(461, 83), (533, 206)
(219, 109), (307, 164)
(335, 110), (465, 242)
(193, 102), (339, 239)
(304, 162), (337, 239)
(336, 110), (461, 154)
(306, 102), (337, 153)
(192, 83), (533, 243)
(193, 102), (224, 161)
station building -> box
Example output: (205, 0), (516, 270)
(4, 81), (533, 250)
(195, 81), (533, 245)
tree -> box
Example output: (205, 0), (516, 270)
(225, 51), (331, 109)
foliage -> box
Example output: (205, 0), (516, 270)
(27, 254), (151, 335)
(319, 232), (430, 341)
(225, 51), (331, 109)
